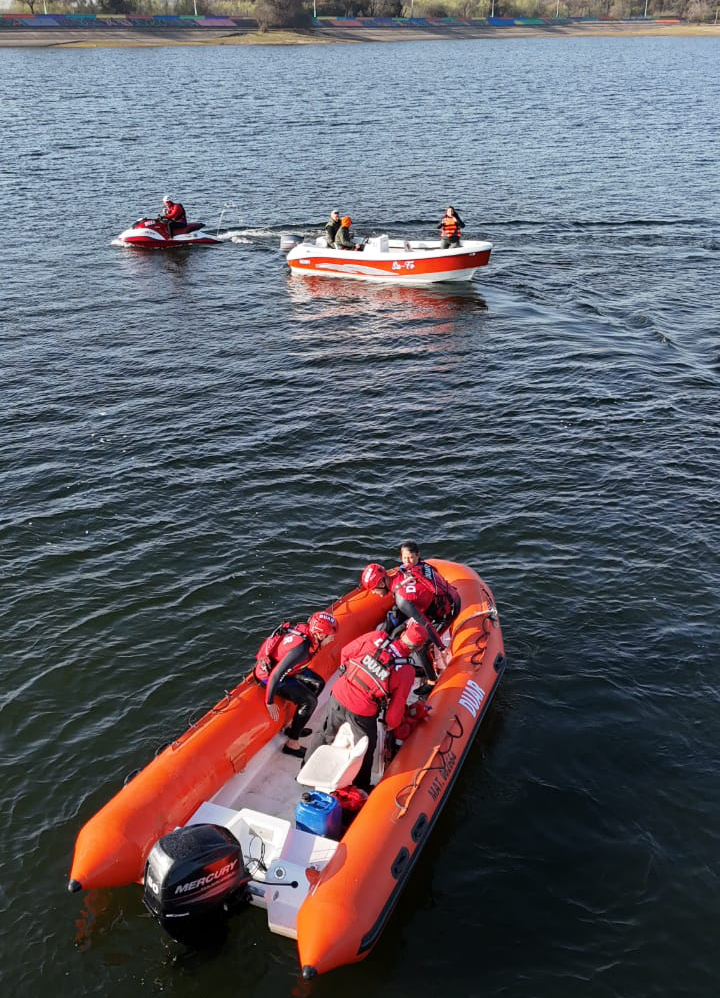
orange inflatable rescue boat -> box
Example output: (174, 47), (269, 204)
(68, 559), (506, 977)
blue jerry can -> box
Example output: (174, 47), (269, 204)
(295, 790), (343, 840)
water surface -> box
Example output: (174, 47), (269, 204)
(2, 34), (719, 998)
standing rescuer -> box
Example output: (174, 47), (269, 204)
(305, 619), (428, 791)
(254, 611), (338, 758)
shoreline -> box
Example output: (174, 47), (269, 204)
(1, 22), (719, 47)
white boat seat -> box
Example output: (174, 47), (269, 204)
(296, 722), (368, 793)
(366, 234), (389, 253)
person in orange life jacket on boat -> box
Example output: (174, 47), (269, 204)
(335, 215), (363, 252)
(253, 611), (338, 759)
(438, 206), (464, 249)
(159, 196), (187, 237)
(306, 619), (427, 792)
(360, 557), (460, 696)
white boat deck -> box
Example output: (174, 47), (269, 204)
(306, 234), (492, 255)
(181, 668), (427, 938)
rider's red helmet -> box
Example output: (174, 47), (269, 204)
(361, 563), (389, 591)
(403, 620), (429, 647)
(308, 611), (338, 638)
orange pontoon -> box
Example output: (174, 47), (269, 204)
(68, 559), (506, 976)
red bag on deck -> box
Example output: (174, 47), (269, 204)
(332, 785), (368, 813)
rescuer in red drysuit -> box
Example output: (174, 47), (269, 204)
(397, 540), (461, 635)
(254, 610), (338, 758)
(305, 619), (427, 791)
(360, 559), (460, 692)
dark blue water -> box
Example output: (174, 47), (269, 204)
(2, 34), (719, 998)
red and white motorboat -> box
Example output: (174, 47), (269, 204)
(285, 234), (492, 284)
(116, 217), (221, 249)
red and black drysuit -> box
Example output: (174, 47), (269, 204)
(306, 629), (415, 791)
(254, 622), (325, 740)
(384, 563), (461, 679)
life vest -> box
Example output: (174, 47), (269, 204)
(400, 564), (458, 621)
(254, 621), (315, 683)
(393, 567), (437, 610)
(441, 215), (460, 238)
(342, 636), (409, 704)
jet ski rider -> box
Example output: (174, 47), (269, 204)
(160, 196), (187, 238)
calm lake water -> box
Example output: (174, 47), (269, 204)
(2, 33), (719, 998)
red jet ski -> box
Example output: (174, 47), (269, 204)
(116, 217), (221, 248)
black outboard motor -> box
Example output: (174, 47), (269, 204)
(143, 823), (250, 946)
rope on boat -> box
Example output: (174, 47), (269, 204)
(392, 594), (499, 813)
(394, 713), (465, 816)
(121, 688), (236, 783)
(186, 689), (233, 729)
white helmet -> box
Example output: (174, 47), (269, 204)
(163, 195), (173, 204)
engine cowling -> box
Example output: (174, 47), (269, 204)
(143, 823), (249, 945)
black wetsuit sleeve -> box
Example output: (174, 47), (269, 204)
(265, 640), (312, 704)
(394, 595), (444, 649)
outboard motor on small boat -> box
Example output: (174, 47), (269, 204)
(143, 823), (250, 946)
(279, 233), (303, 252)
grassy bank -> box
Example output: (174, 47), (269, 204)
(1, 21), (719, 47)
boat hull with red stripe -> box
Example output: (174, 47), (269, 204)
(286, 236), (492, 284)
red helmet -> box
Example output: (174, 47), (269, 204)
(308, 611), (338, 638)
(361, 563), (389, 591)
(403, 620), (429, 647)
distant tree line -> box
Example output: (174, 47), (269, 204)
(11, 0), (718, 24)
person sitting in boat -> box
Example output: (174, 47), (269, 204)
(397, 541), (459, 625)
(335, 215), (361, 251)
(305, 619), (426, 792)
(159, 196), (187, 237)
(360, 560), (460, 696)
(398, 541), (460, 674)
(398, 539), (429, 571)
(438, 206), (465, 248)
(325, 209), (341, 248)
(254, 611), (338, 759)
